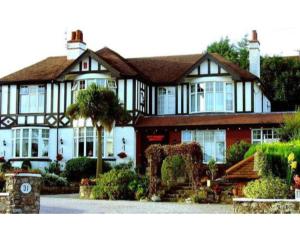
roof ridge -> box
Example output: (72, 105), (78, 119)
(127, 53), (203, 60)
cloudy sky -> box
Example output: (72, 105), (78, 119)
(0, 0), (299, 77)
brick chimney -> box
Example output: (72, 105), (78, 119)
(67, 30), (87, 60)
(248, 30), (260, 77)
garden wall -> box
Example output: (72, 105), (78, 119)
(233, 198), (300, 214)
(0, 173), (42, 214)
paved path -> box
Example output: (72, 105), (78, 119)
(40, 194), (233, 214)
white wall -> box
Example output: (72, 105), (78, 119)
(1, 85), (8, 114)
(254, 83), (262, 112)
(0, 129), (12, 160)
(48, 128), (58, 161)
(58, 128), (74, 161)
(236, 82), (243, 112)
(245, 82), (252, 112)
(114, 126), (136, 166)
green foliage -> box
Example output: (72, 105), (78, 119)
(254, 150), (271, 177)
(0, 172), (5, 192)
(244, 141), (300, 180)
(64, 157), (111, 182)
(92, 168), (148, 200)
(114, 161), (133, 170)
(161, 155), (186, 187)
(45, 161), (61, 175)
(42, 173), (68, 187)
(207, 159), (218, 180)
(243, 177), (289, 199)
(207, 35), (249, 69)
(0, 161), (12, 173)
(21, 159), (32, 170)
(226, 140), (251, 166)
(66, 83), (130, 175)
(278, 111), (300, 141)
(261, 56), (300, 104)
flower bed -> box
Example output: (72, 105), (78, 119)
(41, 183), (79, 195)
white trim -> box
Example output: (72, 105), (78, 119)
(0, 193), (9, 196)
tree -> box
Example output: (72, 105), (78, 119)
(66, 84), (130, 177)
(207, 35), (249, 69)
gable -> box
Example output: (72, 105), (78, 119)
(187, 59), (228, 77)
(69, 55), (107, 73)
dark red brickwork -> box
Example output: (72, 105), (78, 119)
(226, 127), (251, 149)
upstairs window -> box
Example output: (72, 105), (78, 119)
(190, 81), (233, 113)
(158, 87), (175, 115)
(19, 85), (45, 113)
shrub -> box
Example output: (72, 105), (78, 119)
(0, 172), (5, 192)
(92, 168), (140, 200)
(45, 161), (61, 175)
(278, 111), (300, 141)
(64, 157), (111, 182)
(114, 161), (133, 170)
(243, 177), (289, 199)
(42, 173), (68, 187)
(207, 159), (218, 180)
(161, 155), (186, 187)
(21, 159), (32, 170)
(254, 150), (271, 177)
(226, 140), (251, 166)
(0, 161), (12, 173)
(244, 141), (300, 180)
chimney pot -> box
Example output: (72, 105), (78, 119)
(252, 30), (258, 42)
(75, 30), (83, 42)
(71, 31), (76, 41)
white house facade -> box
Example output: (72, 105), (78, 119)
(0, 30), (290, 171)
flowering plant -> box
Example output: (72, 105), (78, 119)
(8, 169), (41, 174)
(56, 154), (63, 161)
(294, 175), (300, 189)
(80, 178), (96, 186)
(117, 152), (127, 159)
(0, 156), (5, 162)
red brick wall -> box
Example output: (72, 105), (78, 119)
(169, 130), (181, 145)
(226, 127), (251, 149)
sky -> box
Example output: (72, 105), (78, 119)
(0, 0), (300, 77)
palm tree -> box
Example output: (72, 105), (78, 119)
(66, 83), (130, 177)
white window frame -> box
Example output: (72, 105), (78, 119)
(157, 87), (176, 115)
(251, 128), (280, 144)
(189, 81), (234, 113)
(19, 85), (45, 113)
(73, 127), (114, 158)
(12, 127), (50, 158)
(181, 129), (226, 164)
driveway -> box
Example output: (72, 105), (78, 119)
(40, 194), (233, 214)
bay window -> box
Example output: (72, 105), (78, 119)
(182, 129), (226, 163)
(73, 127), (114, 158)
(12, 127), (49, 158)
(19, 85), (45, 113)
(158, 87), (175, 115)
(252, 128), (280, 144)
(190, 81), (233, 113)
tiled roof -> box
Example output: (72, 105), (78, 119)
(0, 49), (258, 84)
(224, 155), (259, 179)
(135, 112), (293, 128)
(0, 56), (74, 82)
(127, 54), (203, 84)
(96, 47), (138, 77)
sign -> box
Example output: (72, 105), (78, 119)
(20, 183), (32, 194)
(146, 135), (164, 142)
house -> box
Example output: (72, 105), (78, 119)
(0, 30), (292, 170)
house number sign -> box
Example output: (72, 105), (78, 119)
(20, 183), (32, 194)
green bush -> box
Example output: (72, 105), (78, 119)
(45, 161), (61, 175)
(92, 168), (148, 200)
(278, 111), (300, 141)
(244, 141), (300, 180)
(21, 159), (32, 170)
(226, 140), (251, 166)
(114, 161), (133, 170)
(0, 172), (5, 192)
(161, 155), (186, 187)
(42, 173), (68, 187)
(0, 161), (12, 173)
(254, 150), (271, 177)
(64, 157), (111, 182)
(243, 177), (289, 199)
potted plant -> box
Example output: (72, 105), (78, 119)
(294, 175), (300, 200)
(56, 154), (63, 161)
